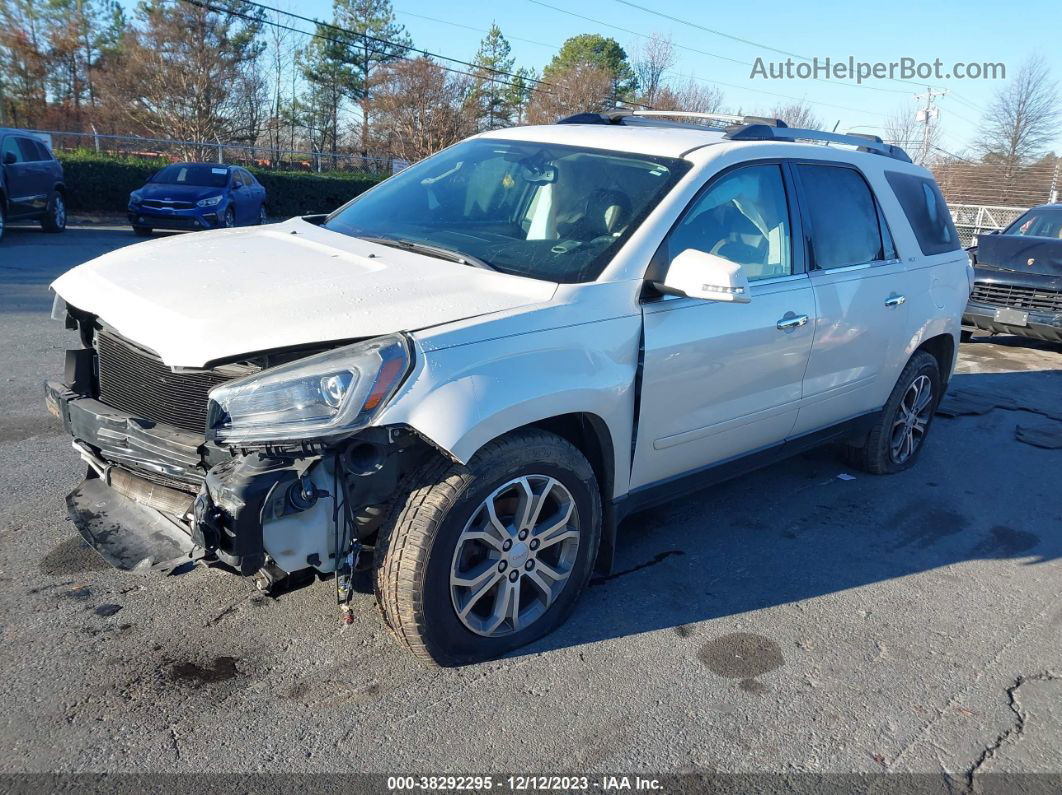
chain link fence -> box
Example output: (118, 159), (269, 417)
(26, 129), (401, 175)
(946, 204), (1029, 248)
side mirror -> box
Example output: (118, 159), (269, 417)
(656, 248), (752, 303)
(2, 152), (16, 165)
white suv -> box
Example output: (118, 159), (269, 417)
(47, 112), (972, 665)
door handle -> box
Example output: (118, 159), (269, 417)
(776, 313), (809, 330)
(885, 294), (906, 307)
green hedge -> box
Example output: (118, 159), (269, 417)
(56, 150), (385, 219)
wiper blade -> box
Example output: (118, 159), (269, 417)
(357, 236), (494, 271)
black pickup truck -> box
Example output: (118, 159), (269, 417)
(963, 203), (1062, 343)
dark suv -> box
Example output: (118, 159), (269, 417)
(0, 129), (67, 243)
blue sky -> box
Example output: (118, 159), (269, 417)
(149, 0), (1062, 153)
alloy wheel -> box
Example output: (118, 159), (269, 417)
(889, 374), (933, 464)
(450, 475), (581, 637)
(54, 195), (65, 228)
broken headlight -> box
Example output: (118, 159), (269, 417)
(206, 334), (410, 445)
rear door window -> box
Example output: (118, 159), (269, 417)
(31, 139), (52, 160)
(796, 164), (886, 269)
(885, 171), (960, 255)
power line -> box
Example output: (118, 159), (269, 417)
(614, 0), (947, 93)
(220, 0), (654, 109)
(236, 0), (557, 93)
(396, 8), (559, 52)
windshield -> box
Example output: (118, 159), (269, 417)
(324, 139), (690, 283)
(150, 164), (230, 188)
(1004, 207), (1062, 239)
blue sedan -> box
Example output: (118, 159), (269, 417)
(128, 163), (267, 235)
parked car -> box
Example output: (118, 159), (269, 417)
(0, 128), (66, 242)
(963, 203), (1062, 342)
(46, 113), (971, 665)
(128, 162), (267, 235)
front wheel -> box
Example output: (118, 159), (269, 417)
(844, 351), (941, 474)
(222, 207), (235, 228)
(374, 429), (601, 666)
(40, 192), (66, 232)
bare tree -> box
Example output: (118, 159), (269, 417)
(766, 100), (821, 130)
(883, 101), (938, 164)
(976, 55), (1059, 175)
(633, 33), (675, 108)
(525, 62), (615, 124)
(653, 77), (724, 115)
(370, 57), (473, 162)
(96, 0), (265, 157)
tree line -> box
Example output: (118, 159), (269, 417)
(1, 0), (1057, 191)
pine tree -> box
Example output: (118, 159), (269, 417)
(329, 0), (412, 159)
(470, 23), (515, 131)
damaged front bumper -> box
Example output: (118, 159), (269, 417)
(46, 380), (335, 578)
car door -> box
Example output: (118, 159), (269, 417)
(630, 162), (816, 490)
(236, 169), (259, 223)
(1, 135), (37, 217)
(788, 161), (910, 436)
(243, 168), (264, 215)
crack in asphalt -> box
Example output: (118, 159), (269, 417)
(887, 593), (1058, 773)
(169, 726), (181, 762)
(961, 671), (1061, 793)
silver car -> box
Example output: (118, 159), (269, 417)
(47, 112), (972, 665)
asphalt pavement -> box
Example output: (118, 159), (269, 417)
(0, 224), (1059, 785)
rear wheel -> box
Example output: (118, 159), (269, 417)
(0, 201), (6, 243)
(40, 192), (66, 232)
(258, 205), (267, 225)
(374, 429), (601, 666)
(132, 225), (153, 237)
(844, 351), (941, 474)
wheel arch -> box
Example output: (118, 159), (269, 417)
(403, 409), (622, 576)
(915, 332), (955, 384)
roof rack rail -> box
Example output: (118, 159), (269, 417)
(723, 124), (912, 163)
(556, 111), (788, 129)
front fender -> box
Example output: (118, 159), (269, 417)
(376, 315), (643, 499)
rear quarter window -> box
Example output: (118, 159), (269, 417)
(885, 172), (960, 256)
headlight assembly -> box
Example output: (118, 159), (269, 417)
(197, 195), (224, 207)
(206, 334), (411, 445)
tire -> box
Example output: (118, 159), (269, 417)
(844, 351), (941, 475)
(258, 205), (267, 225)
(0, 201), (6, 243)
(960, 329), (974, 343)
(222, 207), (235, 228)
(373, 429), (602, 666)
(40, 192), (66, 233)
(132, 225), (153, 237)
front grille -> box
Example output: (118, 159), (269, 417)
(97, 331), (237, 433)
(142, 199), (195, 210)
(971, 282), (1062, 314)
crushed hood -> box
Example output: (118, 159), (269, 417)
(52, 218), (557, 367)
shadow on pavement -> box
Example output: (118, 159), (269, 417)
(523, 366), (1062, 657)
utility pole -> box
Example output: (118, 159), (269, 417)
(913, 87), (946, 164)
